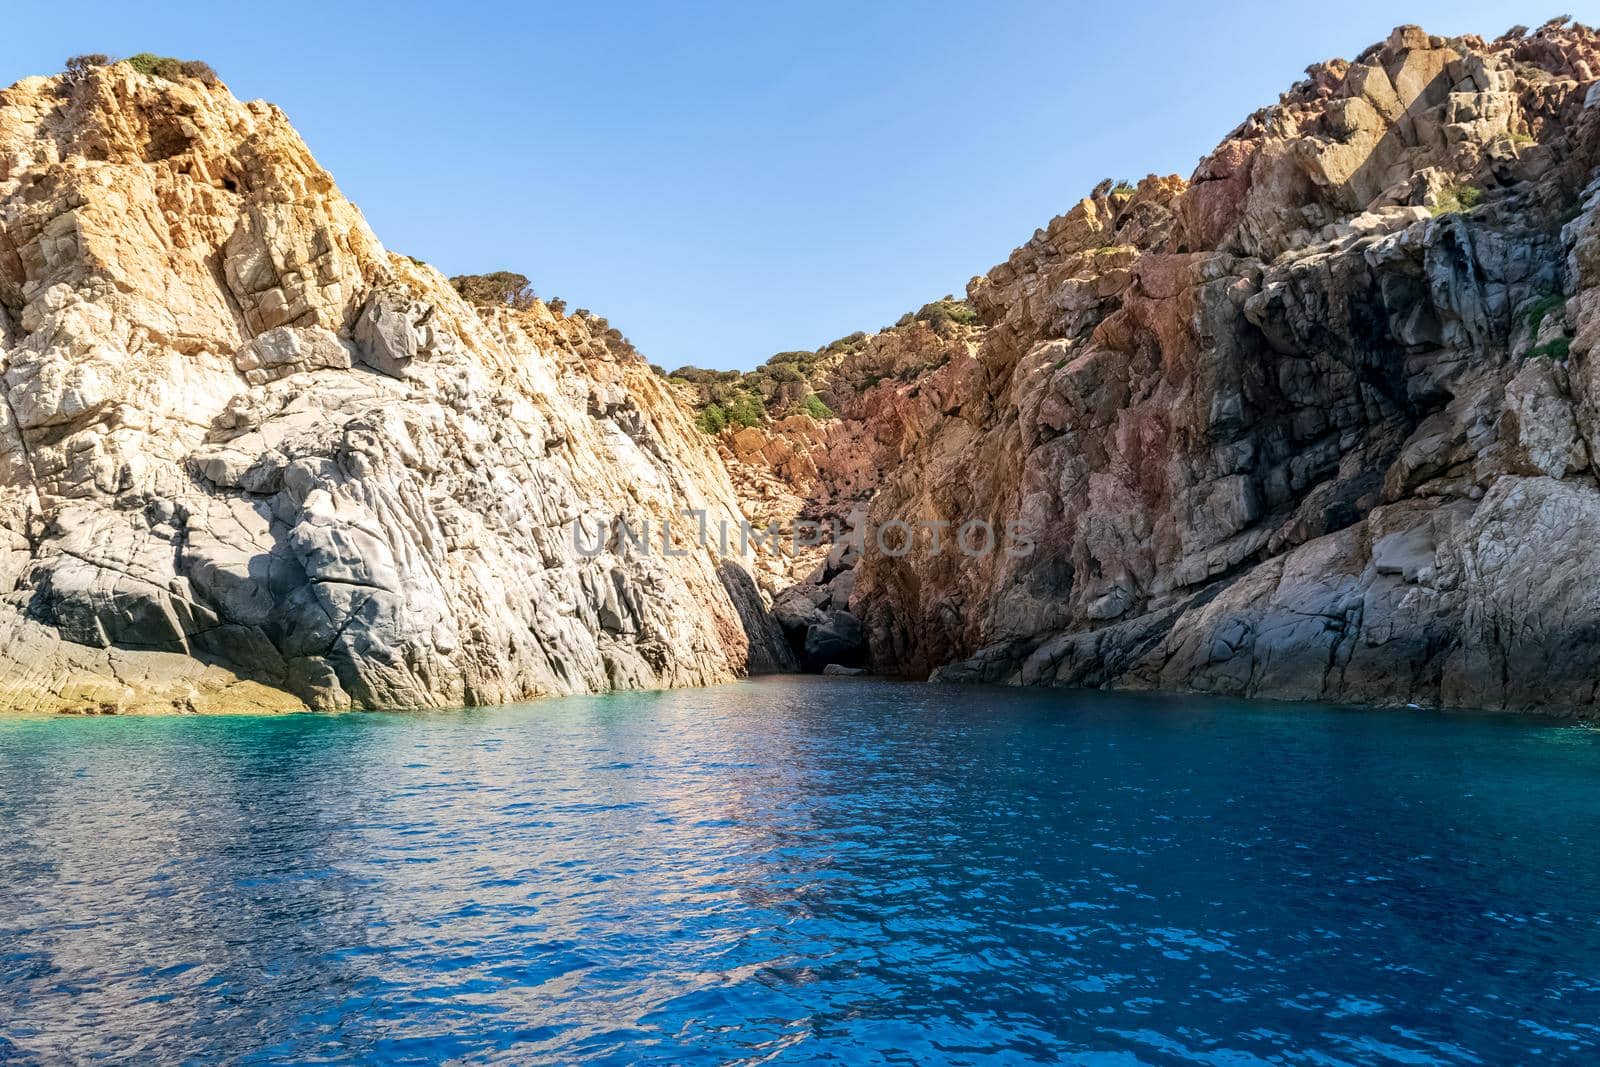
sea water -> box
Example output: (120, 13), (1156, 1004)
(1, 678), (1597, 1064)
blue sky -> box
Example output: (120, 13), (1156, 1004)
(0, 1), (1564, 369)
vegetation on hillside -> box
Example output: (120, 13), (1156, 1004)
(1524, 293), (1564, 336)
(64, 53), (218, 85)
(450, 271), (539, 310)
(893, 297), (979, 333)
(663, 297), (981, 433)
(1431, 183), (1485, 216)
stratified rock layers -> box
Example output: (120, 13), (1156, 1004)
(0, 67), (790, 713)
(838, 23), (1600, 712)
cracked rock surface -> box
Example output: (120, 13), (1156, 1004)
(0, 64), (790, 713)
(739, 21), (1600, 713)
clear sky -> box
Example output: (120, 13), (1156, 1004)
(0, 1), (1566, 369)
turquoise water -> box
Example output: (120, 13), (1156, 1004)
(1, 680), (1599, 1064)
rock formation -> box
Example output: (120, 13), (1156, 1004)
(9, 18), (1600, 716)
(698, 312), (980, 669)
(748, 19), (1600, 713)
(0, 62), (791, 713)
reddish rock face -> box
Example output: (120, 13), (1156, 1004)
(7, 22), (1600, 716)
(745, 19), (1600, 712)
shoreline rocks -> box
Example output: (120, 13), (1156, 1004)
(733, 19), (1600, 715)
(0, 62), (791, 713)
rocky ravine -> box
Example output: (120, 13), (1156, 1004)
(0, 63), (792, 713)
(9, 20), (1600, 717)
(736, 19), (1600, 713)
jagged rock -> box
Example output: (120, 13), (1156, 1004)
(804, 610), (866, 670)
(6, 21), (1600, 716)
(0, 61), (793, 713)
(740, 20), (1600, 714)
(234, 326), (353, 385)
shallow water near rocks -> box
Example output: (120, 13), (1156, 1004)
(2, 678), (1599, 1064)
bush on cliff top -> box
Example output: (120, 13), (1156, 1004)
(121, 54), (219, 85)
(824, 331), (868, 355)
(913, 297), (979, 330)
(449, 271), (538, 310)
(60, 53), (220, 92)
(62, 54), (111, 81)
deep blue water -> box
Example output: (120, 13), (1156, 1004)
(1, 680), (1599, 1064)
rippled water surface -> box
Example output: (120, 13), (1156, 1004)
(3, 680), (1600, 1064)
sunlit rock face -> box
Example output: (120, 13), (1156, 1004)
(746, 20), (1600, 712)
(8, 21), (1600, 716)
(0, 64), (791, 713)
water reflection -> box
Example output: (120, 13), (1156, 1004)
(1, 680), (1598, 1063)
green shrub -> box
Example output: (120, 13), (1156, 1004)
(126, 53), (183, 79)
(726, 394), (765, 428)
(1111, 180), (1136, 195)
(1525, 293), (1564, 335)
(913, 298), (979, 329)
(765, 349), (817, 367)
(764, 363), (805, 383)
(119, 53), (217, 84)
(669, 366), (742, 387)
(547, 297), (567, 315)
(801, 393), (835, 420)
(824, 331), (868, 354)
(1431, 184), (1485, 217)
(696, 403), (728, 434)
(1528, 337), (1571, 361)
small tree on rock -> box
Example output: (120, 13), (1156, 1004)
(63, 54), (111, 82)
(449, 271), (538, 310)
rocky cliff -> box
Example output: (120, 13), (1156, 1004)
(0, 62), (791, 713)
(10, 19), (1600, 717)
(760, 19), (1600, 712)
